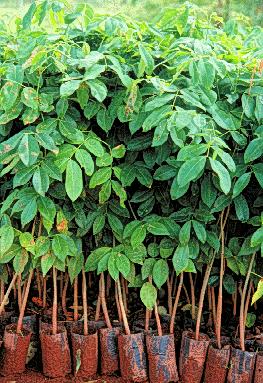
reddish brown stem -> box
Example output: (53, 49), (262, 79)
(121, 276), (127, 314)
(17, 274), (22, 312)
(240, 253), (255, 351)
(183, 283), (190, 305)
(244, 281), (253, 328)
(167, 279), (172, 316)
(211, 287), (217, 334)
(170, 272), (184, 334)
(189, 273), (195, 320)
(74, 276), (78, 322)
(17, 269), (34, 334)
(59, 271), (63, 299)
(232, 289), (237, 317)
(43, 276), (47, 309)
(95, 294), (101, 321)
(82, 269), (88, 336)
(62, 273), (69, 316)
(106, 272), (111, 297)
(195, 256), (215, 341)
(100, 272), (112, 329)
(207, 286), (213, 327)
(117, 279), (130, 335)
(154, 303), (162, 336)
(0, 274), (18, 315)
(0, 280), (5, 313)
(115, 282), (122, 322)
(52, 267), (58, 336)
(36, 269), (42, 299)
(145, 276), (152, 331)
(216, 211), (225, 349)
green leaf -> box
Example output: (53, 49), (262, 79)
(252, 280), (263, 305)
(234, 195), (249, 222)
(116, 254), (130, 278)
(0, 225), (14, 255)
(142, 258), (156, 279)
(112, 145), (126, 158)
(140, 282), (157, 309)
(131, 224), (146, 248)
(192, 220), (207, 244)
(85, 247), (111, 271)
(89, 167), (112, 188)
(251, 227), (263, 247)
(93, 213), (105, 235)
(18, 135), (40, 166)
(42, 160), (62, 181)
(0, 244), (20, 264)
(177, 157), (206, 187)
(210, 159), (231, 194)
(75, 149), (94, 176)
(13, 249), (28, 273)
(253, 163), (263, 188)
(35, 236), (50, 258)
(52, 235), (69, 262)
(233, 173), (251, 198)
(60, 80), (81, 97)
(84, 137), (105, 157)
(108, 252), (119, 280)
(32, 168), (49, 196)
(139, 44), (154, 75)
(41, 252), (56, 276)
(201, 175), (217, 207)
(21, 87), (38, 109)
(153, 259), (169, 288)
(99, 180), (111, 204)
(37, 196), (56, 223)
(170, 178), (189, 200)
(244, 138), (263, 163)
(65, 160), (83, 201)
(179, 221), (191, 245)
(108, 213), (123, 237)
(22, 2), (36, 28)
(21, 199), (37, 227)
(145, 94), (175, 112)
(88, 79), (107, 102)
(172, 245), (189, 275)
(111, 180), (127, 208)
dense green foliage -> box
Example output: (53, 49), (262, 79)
(0, 0), (262, 311)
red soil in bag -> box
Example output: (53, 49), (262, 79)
(1, 324), (31, 376)
(254, 351), (263, 383)
(146, 333), (179, 383)
(100, 327), (120, 375)
(227, 347), (256, 383)
(71, 323), (98, 378)
(40, 324), (71, 378)
(179, 330), (209, 383)
(118, 332), (148, 382)
(204, 341), (231, 383)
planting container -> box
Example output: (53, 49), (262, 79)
(179, 330), (209, 383)
(146, 333), (179, 383)
(204, 339), (231, 383)
(40, 323), (71, 378)
(118, 332), (148, 382)
(99, 326), (120, 375)
(254, 351), (263, 383)
(227, 347), (256, 383)
(1, 324), (31, 376)
(71, 322), (98, 378)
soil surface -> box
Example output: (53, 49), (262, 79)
(0, 370), (130, 383)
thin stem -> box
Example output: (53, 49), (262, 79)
(244, 281), (253, 328)
(36, 270), (42, 299)
(154, 303), (162, 336)
(100, 272), (112, 329)
(59, 271), (63, 299)
(145, 276), (152, 332)
(167, 279), (172, 316)
(170, 272), (184, 334)
(62, 273), (69, 316)
(189, 273), (195, 320)
(240, 253), (256, 352)
(232, 289), (237, 317)
(82, 269), (88, 336)
(43, 276), (47, 309)
(207, 286), (213, 327)
(17, 274), (22, 312)
(0, 280), (5, 313)
(0, 273), (18, 315)
(211, 287), (217, 334)
(106, 272), (111, 297)
(195, 255), (215, 341)
(121, 275), (128, 313)
(183, 283), (190, 305)
(74, 276), (78, 322)
(52, 267), (58, 336)
(95, 294), (101, 321)
(115, 282), (122, 322)
(117, 279), (130, 335)
(16, 270), (34, 334)
(216, 211), (225, 349)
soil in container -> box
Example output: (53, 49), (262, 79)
(204, 338), (231, 383)
(254, 351), (263, 383)
(1, 324), (31, 376)
(227, 347), (256, 383)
